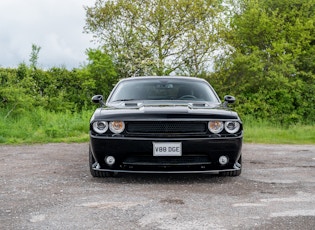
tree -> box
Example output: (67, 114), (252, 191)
(84, 0), (225, 77)
(85, 48), (118, 97)
(29, 44), (41, 70)
(214, 0), (315, 123)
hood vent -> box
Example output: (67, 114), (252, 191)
(188, 103), (208, 108)
(124, 102), (142, 107)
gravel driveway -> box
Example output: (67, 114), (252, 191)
(1, 143), (315, 229)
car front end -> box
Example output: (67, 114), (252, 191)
(89, 77), (243, 177)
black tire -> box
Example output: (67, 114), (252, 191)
(220, 155), (242, 177)
(89, 147), (113, 178)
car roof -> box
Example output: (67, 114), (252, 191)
(118, 76), (208, 83)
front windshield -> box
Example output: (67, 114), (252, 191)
(108, 78), (220, 103)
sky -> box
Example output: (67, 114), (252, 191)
(0, 0), (96, 69)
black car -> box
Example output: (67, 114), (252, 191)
(89, 76), (243, 177)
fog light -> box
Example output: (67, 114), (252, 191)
(105, 156), (115, 166)
(219, 156), (229, 165)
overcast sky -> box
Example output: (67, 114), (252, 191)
(0, 0), (96, 69)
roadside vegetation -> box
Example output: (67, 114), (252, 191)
(0, 109), (314, 144)
(243, 117), (315, 144)
(1, 0), (315, 144)
(0, 108), (90, 144)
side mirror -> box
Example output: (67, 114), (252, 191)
(223, 95), (235, 107)
(92, 95), (105, 106)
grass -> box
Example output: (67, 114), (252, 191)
(0, 109), (314, 145)
(243, 117), (315, 144)
(0, 108), (91, 144)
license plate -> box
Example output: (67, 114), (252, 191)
(153, 142), (182, 156)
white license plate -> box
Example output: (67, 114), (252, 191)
(153, 142), (182, 156)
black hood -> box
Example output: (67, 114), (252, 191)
(91, 101), (240, 121)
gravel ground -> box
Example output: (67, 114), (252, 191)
(1, 143), (315, 230)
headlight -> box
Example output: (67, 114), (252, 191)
(109, 121), (125, 134)
(93, 121), (108, 134)
(208, 121), (224, 134)
(224, 121), (240, 134)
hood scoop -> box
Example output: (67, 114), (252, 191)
(188, 102), (211, 108)
(124, 102), (143, 107)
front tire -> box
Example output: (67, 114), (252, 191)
(89, 147), (113, 178)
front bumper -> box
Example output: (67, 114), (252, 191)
(90, 133), (242, 173)
(91, 167), (241, 174)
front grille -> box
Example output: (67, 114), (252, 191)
(123, 156), (211, 166)
(126, 121), (207, 134)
